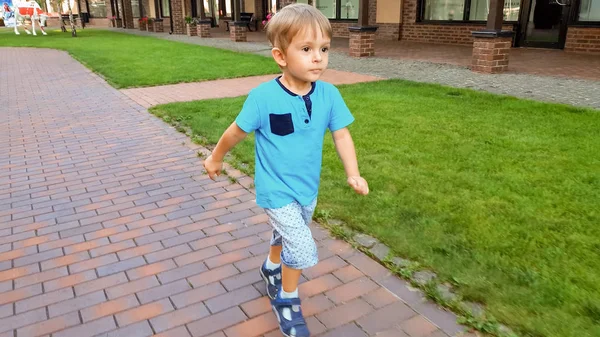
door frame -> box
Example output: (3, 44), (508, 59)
(517, 0), (575, 48)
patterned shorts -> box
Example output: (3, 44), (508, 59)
(265, 199), (319, 270)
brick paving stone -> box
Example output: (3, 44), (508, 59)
(186, 307), (247, 337)
(105, 275), (160, 299)
(400, 315), (440, 337)
(137, 279), (192, 304)
(48, 290), (106, 317)
(318, 323), (368, 337)
(16, 311), (80, 337)
(355, 301), (418, 335)
(151, 326), (192, 337)
(80, 294), (140, 322)
(149, 302), (210, 333)
(97, 321), (154, 337)
(205, 285), (261, 314)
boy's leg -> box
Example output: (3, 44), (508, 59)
(279, 197), (317, 293)
(265, 200), (318, 337)
(260, 229), (283, 299)
(269, 245), (282, 264)
(282, 264), (302, 293)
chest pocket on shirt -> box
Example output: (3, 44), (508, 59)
(269, 113), (295, 136)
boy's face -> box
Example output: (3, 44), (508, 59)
(275, 27), (331, 83)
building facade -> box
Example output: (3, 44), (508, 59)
(48, 0), (598, 53)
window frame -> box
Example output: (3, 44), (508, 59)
(571, 0), (600, 26)
(416, 0), (522, 23)
(154, 0), (170, 17)
(86, 0), (108, 18)
(314, 0), (360, 21)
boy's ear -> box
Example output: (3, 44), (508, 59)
(271, 47), (287, 68)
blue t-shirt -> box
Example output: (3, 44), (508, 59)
(235, 78), (354, 209)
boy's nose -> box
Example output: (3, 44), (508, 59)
(313, 52), (322, 62)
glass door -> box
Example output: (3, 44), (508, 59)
(519, 0), (572, 48)
(202, 0), (217, 25)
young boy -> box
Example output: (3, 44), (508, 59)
(203, 4), (369, 336)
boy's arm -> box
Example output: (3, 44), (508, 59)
(204, 122), (248, 180)
(332, 127), (369, 195)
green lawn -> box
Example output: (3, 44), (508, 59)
(0, 29), (279, 88)
(151, 80), (600, 337)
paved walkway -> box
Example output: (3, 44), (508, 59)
(0, 47), (475, 337)
(115, 28), (600, 110)
(121, 70), (381, 108)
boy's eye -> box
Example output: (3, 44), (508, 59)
(302, 47), (310, 52)
(321, 47), (329, 53)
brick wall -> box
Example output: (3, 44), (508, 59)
(185, 0), (192, 18)
(331, 22), (398, 39)
(122, 0), (135, 28)
(369, 0), (376, 25)
(332, 22), (352, 38)
(376, 23), (399, 40)
(171, 0), (185, 34)
(565, 27), (600, 54)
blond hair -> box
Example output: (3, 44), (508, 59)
(265, 3), (332, 52)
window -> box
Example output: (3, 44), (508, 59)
(424, 0), (464, 20)
(88, 0), (107, 17)
(298, 0), (358, 20)
(469, 0), (520, 21)
(131, 0), (140, 17)
(161, 0), (169, 16)
(341, 0), (358, 19)
(315, 0), (336, 18)
(421, 0), (521, 21)
(579, 0), (600, 21)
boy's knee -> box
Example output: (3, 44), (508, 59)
(281, 237), (318, 270)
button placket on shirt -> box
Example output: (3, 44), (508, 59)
(299, 96), (311, 128)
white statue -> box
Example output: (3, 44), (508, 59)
(13, 0), (47, 36)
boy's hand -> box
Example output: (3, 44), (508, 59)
(347, 176), (369, 195)
(203, 155), (223, 181)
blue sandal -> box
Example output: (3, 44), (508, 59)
(271, 293), (310, 337)
(259, 261), (282, 300)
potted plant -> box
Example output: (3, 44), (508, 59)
(138, 17), (147, 30)
(147, 17), (154, 31)
(185, 17), (197, 36)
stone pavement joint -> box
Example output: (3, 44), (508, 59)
(1, 46), (470, 337)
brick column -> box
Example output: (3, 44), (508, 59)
(471, 30), (514, 74)
(121, 0), (134, 28)
(171, 0), (185, 34)
(197, 19), (212, 37)
(230, 21), (247, 42)
(348, 26), (377, 57)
